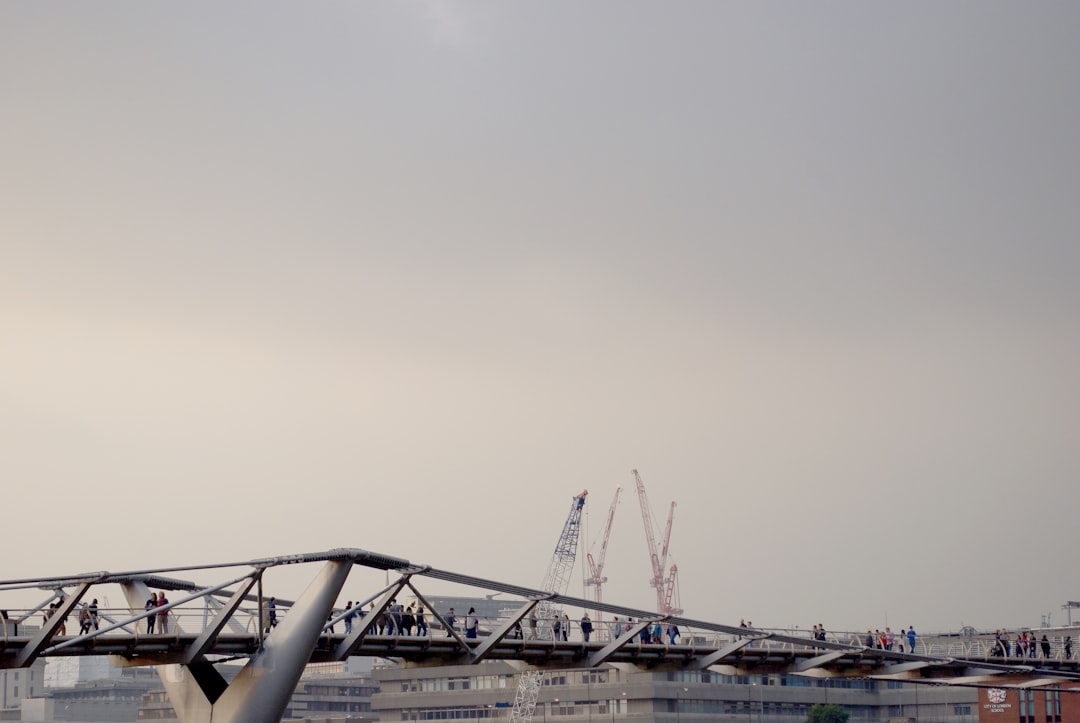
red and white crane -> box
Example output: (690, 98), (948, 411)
(583, 486), (621, 624)
(633, 469), (682, 616)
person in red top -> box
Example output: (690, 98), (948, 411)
(156, 592), (169, 634)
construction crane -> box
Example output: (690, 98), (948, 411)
(632, 469), (682, 616)
(1064, 601), (1080, 626)
(584, 486), (621, 627)
(509, 490), (588, 723)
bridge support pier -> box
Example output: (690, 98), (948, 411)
(121, 559), (352, 723)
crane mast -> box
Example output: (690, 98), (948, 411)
(509, 490), (588, 723)
(633, 469), (682, 616)
(584, 486), (621, 626)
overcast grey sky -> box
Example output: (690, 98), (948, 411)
(2, 2), (1078, 634)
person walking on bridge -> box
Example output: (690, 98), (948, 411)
(444, 607), (456, 636)
(907, 626), (916, 655)
(995, 630), (1008, 657)
(156, 592), (170, 634)
(388, 599), (402, 635)
(145, 593), (157, 634)
(1041, 635), (1052, 658)
(580, 613), (593, 642)
(415, 604), (428, 636)
(465, 607), (478, 639)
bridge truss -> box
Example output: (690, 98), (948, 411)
(3, 548), (1080, 721)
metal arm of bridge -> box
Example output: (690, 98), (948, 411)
(4, 548), (1080, 722)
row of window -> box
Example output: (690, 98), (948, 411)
(549, 700), (613, 715)
(397, 701), (980, 722)
(287, 701), (367, 712)
(1018, 687), (1063, 722)
(399, 703), (617, 721)
(403, 707), (502, 720)
(303, 683), (378, 696)
(667, 669), (879, 690)
(396, 668), (894, 696)
(399, 669), (616, 694)
(401, 674), (515, 693)
(53, 689), (144, 700)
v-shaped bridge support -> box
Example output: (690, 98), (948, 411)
(119, 558), (354, 723)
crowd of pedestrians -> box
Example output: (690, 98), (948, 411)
(318, 603), (688, 644)
(77, 600), (100, 634)
(143, 592), (170, 634)
(43, 599), (67, 635)
(992, 629), (1071, 659)
(861, 626), (918, 653)
(32, 594), (1078, 666)
(323, 599), (434, 637)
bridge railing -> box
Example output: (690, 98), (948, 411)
(0, 604), (271, 639)
(5, 602), (1076, 665)
(922, 635), (1072, 661)
(713, 626), (1076, 663)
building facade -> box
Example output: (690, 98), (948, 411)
(1, 620), (46, 720)
(0, 661), (46, 719)
(372, 661), (982, 722)
(976, 684), (1078, 722)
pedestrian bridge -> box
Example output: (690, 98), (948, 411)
(3, 548), (1078, 721)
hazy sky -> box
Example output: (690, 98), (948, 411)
(2, 3), (1078, 635)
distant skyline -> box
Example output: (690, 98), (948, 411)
(2, 2), (1078, 634)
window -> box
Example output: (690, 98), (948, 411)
(1044, 687), (1061, 723)
(415, 706), (499, 720)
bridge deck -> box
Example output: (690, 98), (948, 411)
(3, 548), (1079, 689)
(5, 630), (1080, 683)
